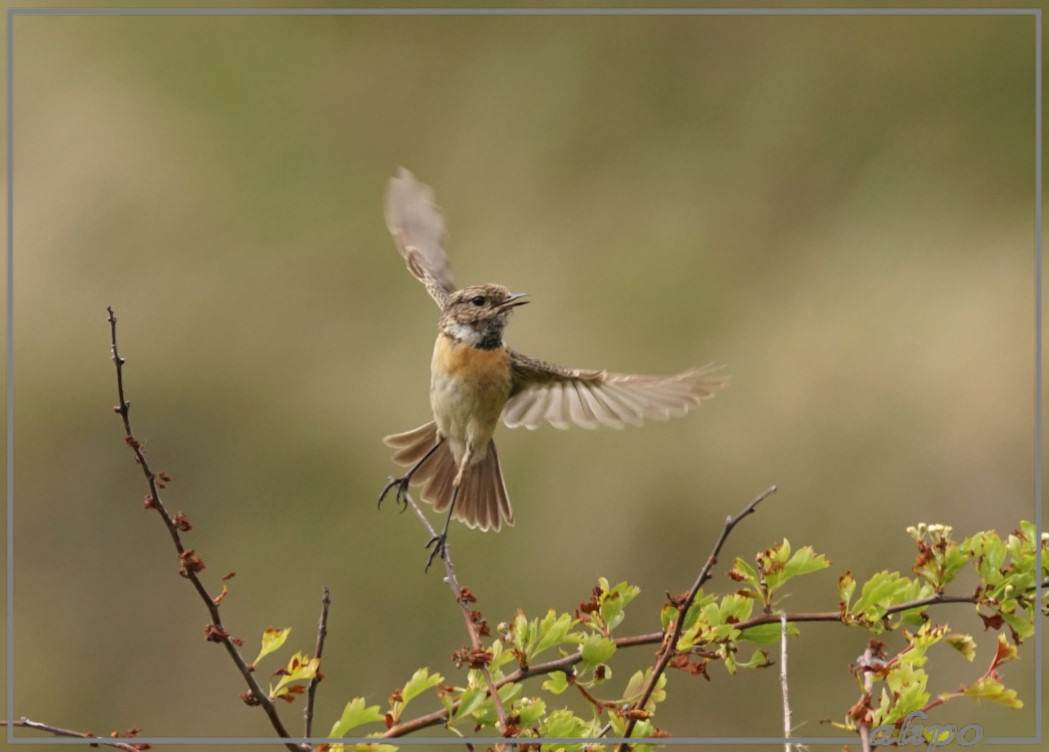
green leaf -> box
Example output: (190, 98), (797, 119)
(850, 571), (916, 627)
(734, 648), (773, 669)
(890, 673), (930, 717)
(783, 545), (830, 577)
(497, 680), (522, 705)
(757, 539), (791, 591)
(599, 581), (640, 631)
(966, 531), (1007, 584)
(542, 670), (570, 695)
(540, 708), (590, 741)
(946, 633), (977, 662)
(838, 571), (856, 611)
(253, 626), (291, 667)
(329, 697), (385, 737)
(472, 682), (522, 728)
(741, 620), (798, 645)
(401, 667), (443, 704)
(1000, 609), (1036, 641)
(719, 592), (755, 623)
(510, 610), (533, 655)
(269, 651), (319, 701)
(660, 602), (678, 631)
(488, 639), (517, 675)
(580, 634), (616, 668)
(448, 685), (487, 725)
(729, 557), (758, 586)
(991, 634), (1018, 666)
(963, 675), (1023, 708)
(940, 544), (971, 583)
(328, 743), (398, 752)
(534, 610), (577, 656)
(621, 670), (646, 703)
(518, 697), (546, 726)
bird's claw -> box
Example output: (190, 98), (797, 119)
(378, 475), (411, 512)
(424, 532), (448, 572)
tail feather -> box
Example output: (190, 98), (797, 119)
(385, 422), (441, 465)
(383, 422), (514, 532)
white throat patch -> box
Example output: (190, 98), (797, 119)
(447, 320), (486, 347)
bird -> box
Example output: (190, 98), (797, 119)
(378, 168), (728, 570)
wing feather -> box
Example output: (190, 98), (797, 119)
(581, 380), (627, 429)
(503, 351), (728, 431)
(567, 380), (600, 430)
(518, 381), (554, 430)
(385, 168), (456, 307)
(595, 381), (647, 426)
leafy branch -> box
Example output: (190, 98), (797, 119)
(346, 521), (1044, 749)
(6, 309), (1044, 750)
(615, 484), (778, 748)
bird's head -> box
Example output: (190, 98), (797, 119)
(439, 284), (529, 350)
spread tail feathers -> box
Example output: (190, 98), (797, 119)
(384, 421), (514, 532)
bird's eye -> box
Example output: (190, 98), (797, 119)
(471, 296), (485, 306)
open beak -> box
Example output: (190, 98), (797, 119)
(498, 292), (529, 311)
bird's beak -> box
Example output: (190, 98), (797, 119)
(498, 292), (529, 311)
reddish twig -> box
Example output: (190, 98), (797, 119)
(391, 491), (510, 740)
(616, 485), (778, 749)
(106, 307), (307, 752)
(304, 586), (331, 739)
(380, 521), (1043, 741)
(2, 718), (147, 751)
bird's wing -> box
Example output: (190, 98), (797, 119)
(384, 167), (456, 307)
(503, 350), (729, 430)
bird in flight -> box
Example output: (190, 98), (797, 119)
(379, 168), (728, 569)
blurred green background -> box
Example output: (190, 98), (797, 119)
(4, 3), (1043, 748)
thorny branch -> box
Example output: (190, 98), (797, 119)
(304, 586), (331, 739)
(615, 484), (778, 749)
(68, 306), (1042, 748)
(392, 491), (513, 743)
(381, 490), (1046, 742)
(2, 718), (148, 751)
(107, 307), (308, 752)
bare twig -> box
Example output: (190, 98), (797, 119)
(780, 613), (793, 752)
(395, 490), (511, 742)
(857, 642), (879, 752)
(616, 485), (778, 749)
(2, 718), (146, 751)
(107, 307), (308, 752)
(304, 586), (331, 739)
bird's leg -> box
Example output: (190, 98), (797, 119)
(379, 437), (445, 512)
(425, 444), (473, 571)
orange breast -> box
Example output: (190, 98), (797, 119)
(433, 335), (513, 386)
(430, 335), (513, 455)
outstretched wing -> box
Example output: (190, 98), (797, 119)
(503, 350), (728, 430)
(384, 167), (456, 307)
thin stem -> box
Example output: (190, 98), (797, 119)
(3, 718), (145, 751)
(107, 308), (307, 752)
(616, 484), (778, 749)
(858, 642), (877, 752)
(304, 586), (331, 739)
(780, 613), (793, 752)
(398, 490), (511, 742)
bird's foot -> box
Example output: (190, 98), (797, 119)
(378, 475), (412, 512)
(424, 531), (448, 572)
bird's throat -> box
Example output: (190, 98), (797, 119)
(443, 321), (504, 350)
